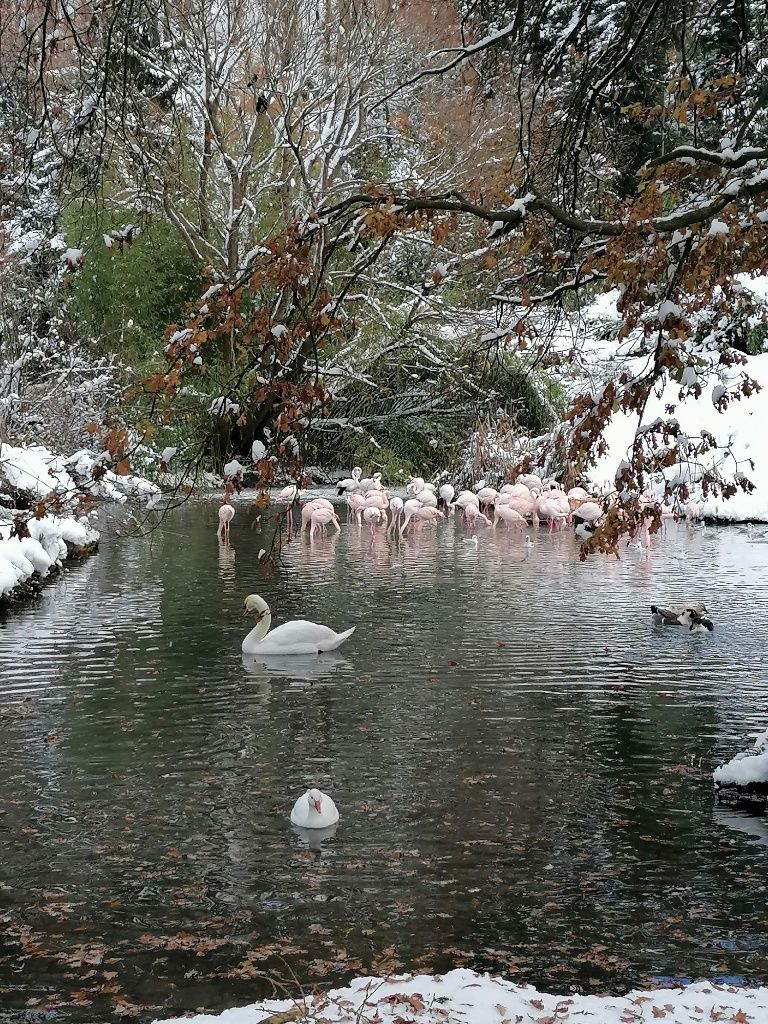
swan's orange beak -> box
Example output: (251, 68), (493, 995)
(312, 798), (322, 813)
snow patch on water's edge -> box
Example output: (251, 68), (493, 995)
(153, 967), (768, 1024)
(715, 728), (768, 787)
(0, 441), (156, 601)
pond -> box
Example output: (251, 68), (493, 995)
(1, 497), (768, 1022)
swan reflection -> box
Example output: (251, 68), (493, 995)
(292, 821), (338, 854)
(242, 652), (351, 684)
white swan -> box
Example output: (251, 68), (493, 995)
(242, 594), (355, 655)
(290, 788), (339, 828)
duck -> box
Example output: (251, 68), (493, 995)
(242, 594), (355, 654)
(650, 603), (713, 631)
(290, 788), (339, 828)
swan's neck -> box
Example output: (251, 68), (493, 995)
(246, 611), (271, 647)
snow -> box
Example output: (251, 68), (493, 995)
(1, 443), (159, 510)
(152, 967), (768, 1024)
(589, 352), (768, 520)
(714, 728), (768, 787)
(0, 443), (63, 498)
(657, 300), (682, 323)
(708, 219), (729, 236)
(0, 442), (160, 598)
(573, 279), (768, 521)
(61, 246), (83, 267)
(251, 440), (266, 461)
(0, 514), (98, 600)
(210, 397), (240, 417)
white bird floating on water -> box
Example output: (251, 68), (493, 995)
(290, 788), (339, 828)
(241, 594), (355, 655)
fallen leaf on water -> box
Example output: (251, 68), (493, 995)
(114, 997), (141, 1017)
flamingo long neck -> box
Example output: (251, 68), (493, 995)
(246, 610), (272, 647)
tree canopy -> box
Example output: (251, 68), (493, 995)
(1, 0), (767, 546)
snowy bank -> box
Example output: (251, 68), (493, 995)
(0, 442), (156, 602)
(153, 968), (768, 1024)
(575, 284), (768, 521)
(0, 512), (98, 600)
(0, 442), (160, 508)
(714, 728), (768, 807)
(588, 352), (768, 521)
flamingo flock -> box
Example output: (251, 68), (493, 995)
(217, 464), (699, 552)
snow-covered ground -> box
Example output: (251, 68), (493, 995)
(0, 442), (158, 599)
(714, 728), (768, 788)
(0, 442), (160, 506)
(577, 282), (768, 521)
(154, 968), (768, 1024)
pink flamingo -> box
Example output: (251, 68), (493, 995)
(363, 489), (389, 525)
(387, 496), (404, 533)
(347, 492), (367, 525)
(451, 491), (480, 521)
(277, 484), (300, 538)
(439, 484), (455, 509)
(517, 473), (542, 491)
(493, 506), (526, 529)
(363, 506), (384, 539)
(567, 486), (590, 502)
(400, 505), (444, 535)
(476, 486), (498, 512)
(310, 506), (341, 537)
(499, 483), (532, 501)
(300, 498), (334, 533)
(217, 502), (235, 541)
(537, 497), (568, 533)
(628, 516), (653, 554)
(685, 500), (701, 525)
(572, 501), (602, 526)
(505, 495), (539, 526)
(412, 487), (438, 508)
(465, 503), (491, 529)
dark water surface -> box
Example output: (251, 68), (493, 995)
(1, 498), (768, 1021)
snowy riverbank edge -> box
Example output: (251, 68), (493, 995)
(0, 514), (99, 603)
(713, 728), (768, 808)
(0, 442), (159, 603)
(153, 968), (768, 1024)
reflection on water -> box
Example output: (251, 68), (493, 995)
(292, 822), (339, 855)
(243, 652), (353, 684)
(217, 539), (236, 581)
(1, 500), (768, 1021)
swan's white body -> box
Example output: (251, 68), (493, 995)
(290, 788), (339, 828)
(242, 594), (355, 655)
